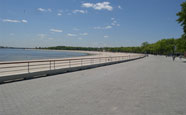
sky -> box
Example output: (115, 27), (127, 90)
(0, 0), (185, 48)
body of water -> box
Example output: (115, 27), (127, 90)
(0, 49), (88, 62)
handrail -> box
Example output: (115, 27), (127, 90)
(0, 56), (129, 64)
(0, 55), (145, 77)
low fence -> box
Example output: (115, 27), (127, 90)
(0, 54), (145, 83)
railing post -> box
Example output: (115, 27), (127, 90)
(81, 59), (83, 66)
(28, 62), (30, 73)
(69, 60), (71, 68)
(49, 61), (51, 70)
(54, 60), (55, 69)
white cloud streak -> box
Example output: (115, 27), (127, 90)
(73, 10), (87, 14)
(80, 33), (88, 36)
(37, 8), (45, 12)
(82, 2), (113, 11)
(3, 19), (20, 23)
(93, 18), (120, 30)
(105, 25), (112, 29)
(21, 20), (28, 23)
(2, 19), (28, 23)
(57, 13), (62, 16)
(111, 18), (115, 20)
(118, 5), (122, 9)
(37, 8), (52, 12)
(67, 33), (77, 37)
(94, 25), (112, 30)
(50, 28), (63, 33)
(111, 18), (120, 26)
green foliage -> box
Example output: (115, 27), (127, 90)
(41, 46), (103, 51)
(176, 35), (186, 52)
(177, 2), (186, 34)
(141, 42), (149, 47)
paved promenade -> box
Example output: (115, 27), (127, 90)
(0, 56), (186, 115)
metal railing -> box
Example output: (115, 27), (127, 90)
(0, 55), (144, 77)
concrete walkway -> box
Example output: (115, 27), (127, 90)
(0, 56), (186, 115)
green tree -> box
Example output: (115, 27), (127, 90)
(177, 2), (186, 34)
(177, 1), (186, 53)
(176, 35), (186, 52)
(141, 42), (149, 47)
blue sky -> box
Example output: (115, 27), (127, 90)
(0, 0), (185, 48)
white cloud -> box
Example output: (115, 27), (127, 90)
(118, 5), (122, 9)
(82, 3), (93, 8)
(94, 25), (112, 30)
(37, 8), (45, 12)
(21, 19), (28, 23)
(111, 20), (117, 26)
(113, 20), (117, 23)
(2, 19), (28, 23)
(94, 26), (102, 29)
(105, 25), (112, 29)
(80, 33), (88, 36)
(111, 18), (120, 27)
(37, 8), (52, 12)
(104, 35), (109, 38)
(50, 28), (63, 33)
(111, 18), (115, 20)
(73, 10), (87, 14)
(57, 13), (62, 16)
(82, 2), (113, 11)
(67, 33), (77, 37)
(2, 19), (20, 23)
